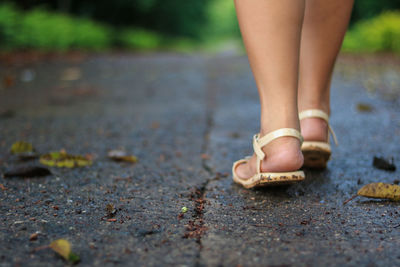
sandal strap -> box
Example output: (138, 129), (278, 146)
(299, 109), (329, 122)
(253, 128), (303, 174)
(299, 109), (338, 146)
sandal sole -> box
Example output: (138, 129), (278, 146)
(302, 141), (331, 169)
(233, 170), (305, 189)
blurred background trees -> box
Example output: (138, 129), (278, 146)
(1, 0), (399, 53)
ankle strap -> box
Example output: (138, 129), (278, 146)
(253, 128), (303, 174)
(299, 109), (329, 122)
(253, 128), (303, 160)
(299, 109), (338, 145)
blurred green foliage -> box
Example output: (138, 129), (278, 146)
(351, 0), (400, 24)
(0, 1), (239, 51)
(116, 29), (162, 50)
(202, 0), (239, 38)
(14, 0), (212, 38)
(0, 3), (111, 51)
(0, 3), (178, 51)
(1, 1), (400, 53)
(343, 11), (400, 54)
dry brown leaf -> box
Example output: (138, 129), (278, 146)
(356, 103), (373, 112)
(357, 182), (400, 201)
(108, 150), (137, 163)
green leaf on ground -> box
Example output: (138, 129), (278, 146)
(357, 182), (400, 201)
(40, 151), (92, 168)
(10, 141), (36, 158)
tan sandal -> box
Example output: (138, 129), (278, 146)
(232, 128), (305, 188)
(299, 109), (338, 169)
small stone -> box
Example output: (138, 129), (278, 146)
(29, 232), (39, 241)
(373, 156), (396, 172)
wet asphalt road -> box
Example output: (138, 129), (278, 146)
(0, 53), (399, 266)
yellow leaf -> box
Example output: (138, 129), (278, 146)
(40, 151), (92, 168)
(10, 141), (34, 154)
(49, 239), (71, 260)
(357, 182), (400, 201)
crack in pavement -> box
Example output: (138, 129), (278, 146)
(184, 60), (218, 267)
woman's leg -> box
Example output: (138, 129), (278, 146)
(234, 0), (305, 179)
(298, 0), (354, 141)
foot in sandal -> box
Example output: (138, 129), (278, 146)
(232, 128), (305, 188)
(299, 109), (338, 169)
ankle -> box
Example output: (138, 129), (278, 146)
(260, 114), (300, 136)
(300, 118), (328, 142)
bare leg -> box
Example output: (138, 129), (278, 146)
(298, 0), (354, 142)
(234, 0), (305, 179)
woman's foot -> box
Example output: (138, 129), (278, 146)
(235, 135), (304, 180)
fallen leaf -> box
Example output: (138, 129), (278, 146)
(49, 239), (80, 264)
(357, 182), (400, 201)
(49, 239), (71, 260)
(181, 207), (188, 213)
(11, 141), (34, 154)
(356, 103), (373, 112)
(108, 150), (137, 163)
(373, 156), (396, 171)
(40, 151), (92, 168)
(10, 141), (37, 160)
(4, 166), (51, 178)
(0, 184), (7, 190)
